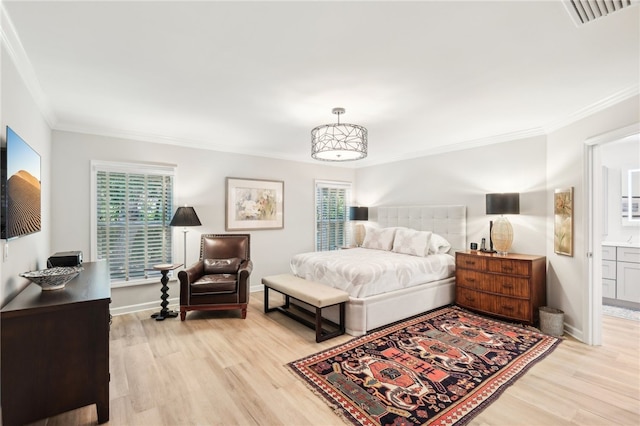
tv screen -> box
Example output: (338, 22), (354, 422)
(1, 126), (41, 239)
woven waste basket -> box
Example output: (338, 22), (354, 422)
(539, 306), (564, 337)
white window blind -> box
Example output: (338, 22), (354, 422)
(315, 180), (352, 251)
(92, 161), (175, 283)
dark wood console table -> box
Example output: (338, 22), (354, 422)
(1, 261), (111, 425)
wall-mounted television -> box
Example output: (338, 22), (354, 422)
(1, 126), (41, 239)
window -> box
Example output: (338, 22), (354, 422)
(91, 161), (175, 284)
(315, 180), (352, 251)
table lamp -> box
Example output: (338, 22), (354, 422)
(486, 193), (520, 255)
(349, 206), (369, 247)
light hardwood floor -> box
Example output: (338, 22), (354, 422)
(28, 294), (639, 426)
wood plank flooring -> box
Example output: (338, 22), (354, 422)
(26, 294), (640, 425)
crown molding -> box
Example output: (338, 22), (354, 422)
(52, 122), (325, 166)
(356, 127), (547, 168)
(0, 3), (57, 127)
(543, 84), (639, 133)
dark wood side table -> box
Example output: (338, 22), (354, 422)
(148, 263), (182, 321)
(1, 261), (111, 425)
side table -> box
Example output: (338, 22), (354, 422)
(148, 263), (182, 321)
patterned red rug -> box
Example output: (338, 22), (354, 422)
(288, 305), (560, 425)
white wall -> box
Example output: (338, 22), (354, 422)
(546, 95), (639, 342)
(0, 44), (52, 306)
(50, 130), (356, 311)
(355, 135), (548, 257)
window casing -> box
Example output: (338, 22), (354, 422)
(91, 161), (175, 286)
(315, 180), (352, 251)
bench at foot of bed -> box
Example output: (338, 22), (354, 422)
(262, 274), (349, 342)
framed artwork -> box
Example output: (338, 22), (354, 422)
(225, 177), (284, 230)
(554, 187), (573, 256)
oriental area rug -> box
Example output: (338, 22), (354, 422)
(288, 305), (561, 426)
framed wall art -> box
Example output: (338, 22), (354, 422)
(225, 177), (284, 231)
(554, 187), (573, 256)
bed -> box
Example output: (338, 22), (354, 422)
(290, 205), (466, 336)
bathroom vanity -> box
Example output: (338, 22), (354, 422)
(602, 242), (640, 310)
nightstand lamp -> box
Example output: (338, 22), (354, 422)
(486, 193), (520, 255)
(349, 206), (369, 247)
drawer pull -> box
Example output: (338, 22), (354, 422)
(465, 261), (476, 266)
(465, 295), (475, 302)
(501, 305), (514, 311)
(466, 278), (476, 283)
(502, 284), (513, 289)
(502, 266), (513, 271)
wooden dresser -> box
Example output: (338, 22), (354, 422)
(1, 261), (111, 425)
(455, 250), (546, 325)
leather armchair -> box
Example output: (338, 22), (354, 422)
(178, 234), (252, 320)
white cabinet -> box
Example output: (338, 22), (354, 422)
(602, 246), (617, 299)
(602, 244), (640, 308)
(616, 247), (640, 303)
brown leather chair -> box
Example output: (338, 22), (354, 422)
(178, 234), (252, 320)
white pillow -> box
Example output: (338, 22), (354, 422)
(362, 227), (397, 251)
(428, 233), (452, 254)
(392, 228), (432, 257)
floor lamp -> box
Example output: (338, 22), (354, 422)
(169, 206), (202, 267)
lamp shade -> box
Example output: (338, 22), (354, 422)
(349, 206), (369, 221)
(486, 193), (520, 215)
(170, 206), (202, 227)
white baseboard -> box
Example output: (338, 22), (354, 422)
(562, 321), (582, 342)
(110, 298), (179, 316)
(110, 285), (265, 316)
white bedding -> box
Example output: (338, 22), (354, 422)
(290, 247), (455, 298)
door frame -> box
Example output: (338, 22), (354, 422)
(584, 123), (639, 345)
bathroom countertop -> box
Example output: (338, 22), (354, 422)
(602, 241), (640, 248)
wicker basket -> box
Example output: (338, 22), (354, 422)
(539, 306), (564, 337)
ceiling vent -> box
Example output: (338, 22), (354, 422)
(563, 0), (638, 25)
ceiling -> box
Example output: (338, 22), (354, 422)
(2, 1), (639, 167)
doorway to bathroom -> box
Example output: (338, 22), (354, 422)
(585, 124), (639, 345)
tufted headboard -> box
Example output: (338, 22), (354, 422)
(375, 205), (467, 253)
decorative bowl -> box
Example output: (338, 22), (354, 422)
(19, 266), (84, 290)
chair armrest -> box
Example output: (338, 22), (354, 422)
(239, 259), (253, 278)
(178, 260), (205, 305)
(237, 259), (253, 302)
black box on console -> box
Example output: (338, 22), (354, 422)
(47, 251), (83, 267)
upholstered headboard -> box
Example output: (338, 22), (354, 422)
(375, 205), (467, 253)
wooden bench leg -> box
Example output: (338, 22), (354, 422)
(315, 307), (323, 343)
(263, 285), (347, 343)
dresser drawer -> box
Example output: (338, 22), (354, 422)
(486, 258), (531, 276)
(456, 253), (486, 270)
(488, 275), (531, 298)
(602, 260), (616, 279)
(456, 269), (484, 289)
(602, 278), (616, 298)
(493, 295), (531, 322)
(456, 288), (490, 312)
(617, 247), (640, 264)
(602, 245), (616, 261)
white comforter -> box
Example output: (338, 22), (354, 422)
(290, 248), (455, 298)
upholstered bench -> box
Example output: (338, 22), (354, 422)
(262, 274), (349, 342)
